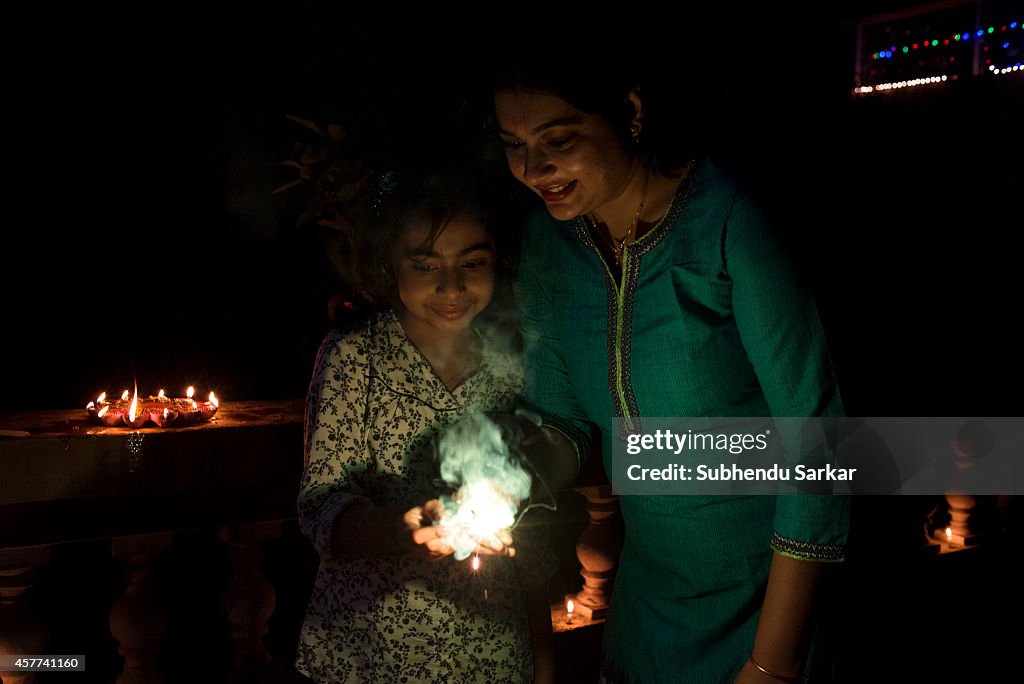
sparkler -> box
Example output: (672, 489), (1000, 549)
(435, 411), (532, 561)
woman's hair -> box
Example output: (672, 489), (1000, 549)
(361, 169), (516, 308)
(486, 32), (706, 177)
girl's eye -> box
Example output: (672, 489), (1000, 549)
(463, 259), (488, 270)
(500, 138), (523, 150)
(411, 262), (436, 273)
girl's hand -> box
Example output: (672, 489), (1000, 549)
(403, 499), (516, 559)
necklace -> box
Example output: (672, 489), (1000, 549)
(591, 167), (651, 267)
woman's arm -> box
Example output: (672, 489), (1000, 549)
(724, 189), (849, 682)
(735, 553), (825, 683)
(513, 211), (593, 493)
(520, 421), (583, 499)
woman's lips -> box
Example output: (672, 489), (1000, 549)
(538, 180), (576, 203)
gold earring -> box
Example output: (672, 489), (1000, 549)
(630, 125), (641, 143)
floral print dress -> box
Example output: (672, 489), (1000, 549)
(295, 309), (536, 683)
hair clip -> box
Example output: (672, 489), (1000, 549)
(371, 169), (402, 214)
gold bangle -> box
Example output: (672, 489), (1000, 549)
(748, 655), (803, 683)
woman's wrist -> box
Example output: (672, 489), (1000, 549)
(747, 654), (803, 683)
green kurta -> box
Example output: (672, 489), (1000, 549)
(514, 157), (849, 683)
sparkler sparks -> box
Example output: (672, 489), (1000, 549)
(435, 411), (532, 561)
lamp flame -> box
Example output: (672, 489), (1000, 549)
(128, 384), (139, 422)
(945, 527), (953, 541)
(87, 383), (218, 428)
(567, 599), (574, 614)
(471, 556), (480, 572)
(186, 386), (195, 399)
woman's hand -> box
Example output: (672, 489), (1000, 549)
(403, 499), (515, 560)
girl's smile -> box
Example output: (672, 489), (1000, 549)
(393, 214), (496, 349)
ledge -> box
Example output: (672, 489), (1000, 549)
(0, 400), (304, 548)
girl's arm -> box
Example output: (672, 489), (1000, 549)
(332, 499), (513, 559)
(298, 330), (374, 561)
(329, 503), (415, 557)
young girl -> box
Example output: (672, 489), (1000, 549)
(294, 172), (553, 683)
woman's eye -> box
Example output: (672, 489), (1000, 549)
(547, 135), (576, 149)
(500, 138), (523, 149)
(463, 259), (488, 270)
(411, 262), (436, 273)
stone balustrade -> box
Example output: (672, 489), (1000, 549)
(0, 401), (623, 682)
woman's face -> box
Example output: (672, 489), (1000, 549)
(494, 88), (638, 222)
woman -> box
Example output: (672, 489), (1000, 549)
(490, 50), (849, 683)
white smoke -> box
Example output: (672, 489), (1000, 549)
(436, 410), (532, 560)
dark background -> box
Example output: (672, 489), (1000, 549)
(3, 2), (1022, 682)
(5, 0), (1020, 415)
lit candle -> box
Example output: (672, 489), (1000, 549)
(86, 384), (218, 428)
(566, 598), (575, 625)
(471, 556), (480, 572)
(945, 526), (956, 548)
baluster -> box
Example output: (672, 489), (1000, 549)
(0, 546), (52, 684)
(109, 532), (172, 684)
(220, 520), (281, 682)
(569, 485), (622, 621)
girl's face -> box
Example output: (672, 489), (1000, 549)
(494, 88), (638, 222)
(392, 214), (495, 341)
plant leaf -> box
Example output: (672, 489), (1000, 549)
(285, 115), (325, 136)
(297, 199), (327, 226)
(316, 217), (349, 231)
(337, 182), (358, 202)
(299, 145), (323, 165)
(272, 178), (306, 194)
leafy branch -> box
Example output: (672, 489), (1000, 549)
(274, 115), (378, 314)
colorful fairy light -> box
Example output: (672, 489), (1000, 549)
(870, 19), (1020, 60)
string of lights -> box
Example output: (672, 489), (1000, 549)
(856, 8), (1021, 94)
(854, 75), (949, 94)
(870, 21), (1020, 60)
